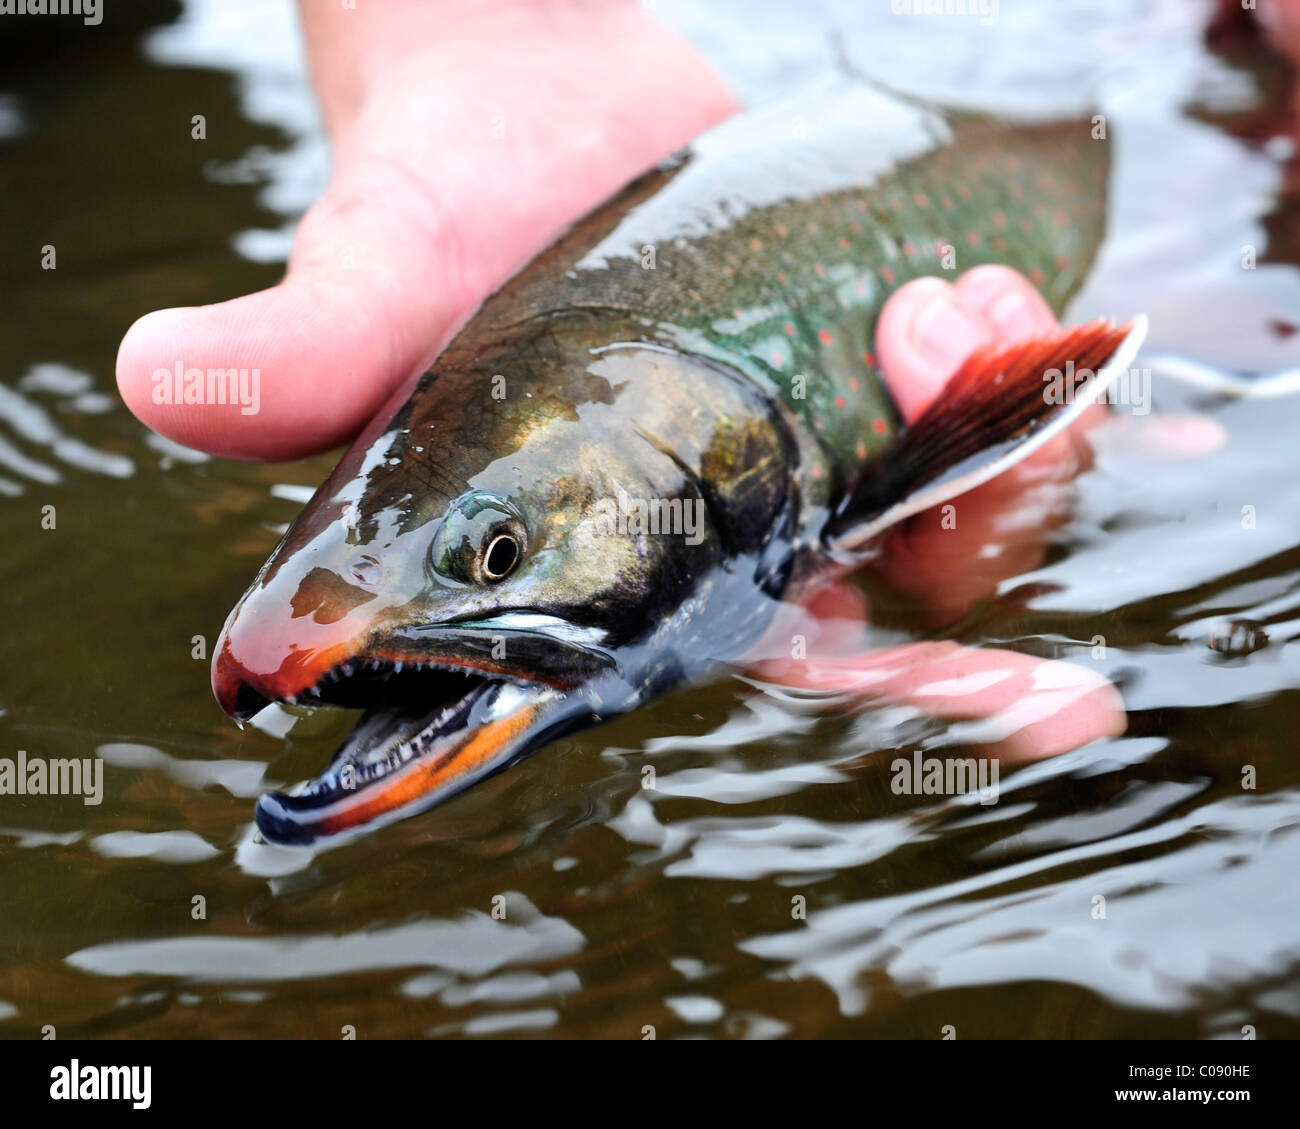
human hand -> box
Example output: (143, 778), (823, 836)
(753, 266), (1128, 764)
(115, 0), (738, 459)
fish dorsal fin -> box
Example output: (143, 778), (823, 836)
(824, 315), (1148, 557)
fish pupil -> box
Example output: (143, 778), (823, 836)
(483, 532), (519, 580)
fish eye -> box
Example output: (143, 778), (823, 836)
(429, 492), (527, 586)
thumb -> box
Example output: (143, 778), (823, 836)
(115, 166), (459, 461)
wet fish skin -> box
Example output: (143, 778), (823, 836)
(213, 85), (1118, 844)
(472, 87), (1108, 487)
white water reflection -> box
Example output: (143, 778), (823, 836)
(68, 893), (584, 983)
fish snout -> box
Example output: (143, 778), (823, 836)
(211, 565), (379, 722)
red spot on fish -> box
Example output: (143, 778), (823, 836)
(992, 210), (1007, 229)
(881, 266), (895, 283)
(873, 418), (887, 435)
(818, 329), (833, 345)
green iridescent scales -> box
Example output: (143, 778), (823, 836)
(740, 123), (1101, 467)
(656, 120), (1104, 481)
(555, 114), (1104, 487)
(472, 96), (1107, 497)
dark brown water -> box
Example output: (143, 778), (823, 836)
(1, 1), (1299, 1038)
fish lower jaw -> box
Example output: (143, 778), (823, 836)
(253, 669), (567, 848)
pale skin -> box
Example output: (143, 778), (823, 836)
(116, 0), (1242, 766)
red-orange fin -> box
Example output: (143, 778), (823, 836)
(825, 315), (1147, 555)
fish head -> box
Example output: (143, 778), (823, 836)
(213, 327), (736, 845)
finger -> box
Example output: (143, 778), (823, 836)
(875, 277), (995, 423)
(873, 266), (1093, 623)
(115, 168), (456, 461)
(952, 263), (1057, 343)
(954, 264), (1108, 467)
(747, 578), (872, 682)
(116, 5), (739, 462)
(763, 641), (1126, 765)
(873, 467), (1077, 627)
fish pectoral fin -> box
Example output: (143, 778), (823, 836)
(824, 315), (1147, 556)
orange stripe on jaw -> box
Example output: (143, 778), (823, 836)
(315, 702), (540, 836)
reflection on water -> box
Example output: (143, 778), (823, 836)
(0, 0), (1298, 1038)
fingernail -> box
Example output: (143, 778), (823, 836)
(909, 293), (986, 372)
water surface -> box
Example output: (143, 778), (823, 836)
(1, 0), (1298, 1038)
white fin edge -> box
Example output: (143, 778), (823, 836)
(831, 313), (1149, 557)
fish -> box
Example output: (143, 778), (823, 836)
(212, 84), (1145, 846)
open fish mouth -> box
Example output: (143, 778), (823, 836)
(252, 657), (579, 847)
